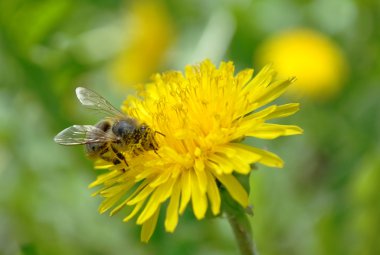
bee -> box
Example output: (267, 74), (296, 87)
(54, 87), (161, 166)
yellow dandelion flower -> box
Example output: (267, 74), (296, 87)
(90, 59), (302, 242)
(256, 29), (348, 100)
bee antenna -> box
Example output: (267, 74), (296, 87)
(155, 131), (165, 137)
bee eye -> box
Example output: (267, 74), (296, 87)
(140, 124), (148, 132)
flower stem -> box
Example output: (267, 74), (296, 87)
(226, 210), (257, 255)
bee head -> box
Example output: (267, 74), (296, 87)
(112, 119), (136, 138)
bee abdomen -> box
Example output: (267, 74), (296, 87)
(85, 143), (107, 155)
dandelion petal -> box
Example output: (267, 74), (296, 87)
(213, 173), (249, 208)
(179, 171), (192, 214)
(165, 182), (181, 232)
(190, 170), (208, 219)
(141, 209), (160, 243)
(247, 123), (304, 139)
(206, 171), (221, 215)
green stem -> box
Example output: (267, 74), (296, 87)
(226, 210), (257, 255)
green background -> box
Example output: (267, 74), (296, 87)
(1, 0), (379, 254)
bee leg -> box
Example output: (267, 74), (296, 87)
(133, 146), (145, 156)
(97, 147), (119, 164)
(151, 131), (163, 151)
(98, 153), (119, 164)
(148, 136), (160, 157)
(112, 158), (121, 165)
(110, 144), (128, 166)
(153, 149), (161, 158)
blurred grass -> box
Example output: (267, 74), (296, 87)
(1, 0), (380, 254)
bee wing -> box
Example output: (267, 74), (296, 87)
(76, 87), (125, 118)
(54, 125), (117, 145)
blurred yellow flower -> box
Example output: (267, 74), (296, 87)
(91, 60), (302, 242)
(256, 29), (348, 100)
(111, 0), (175, 88)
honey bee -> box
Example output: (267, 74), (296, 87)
(54, 87), (161, 166)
